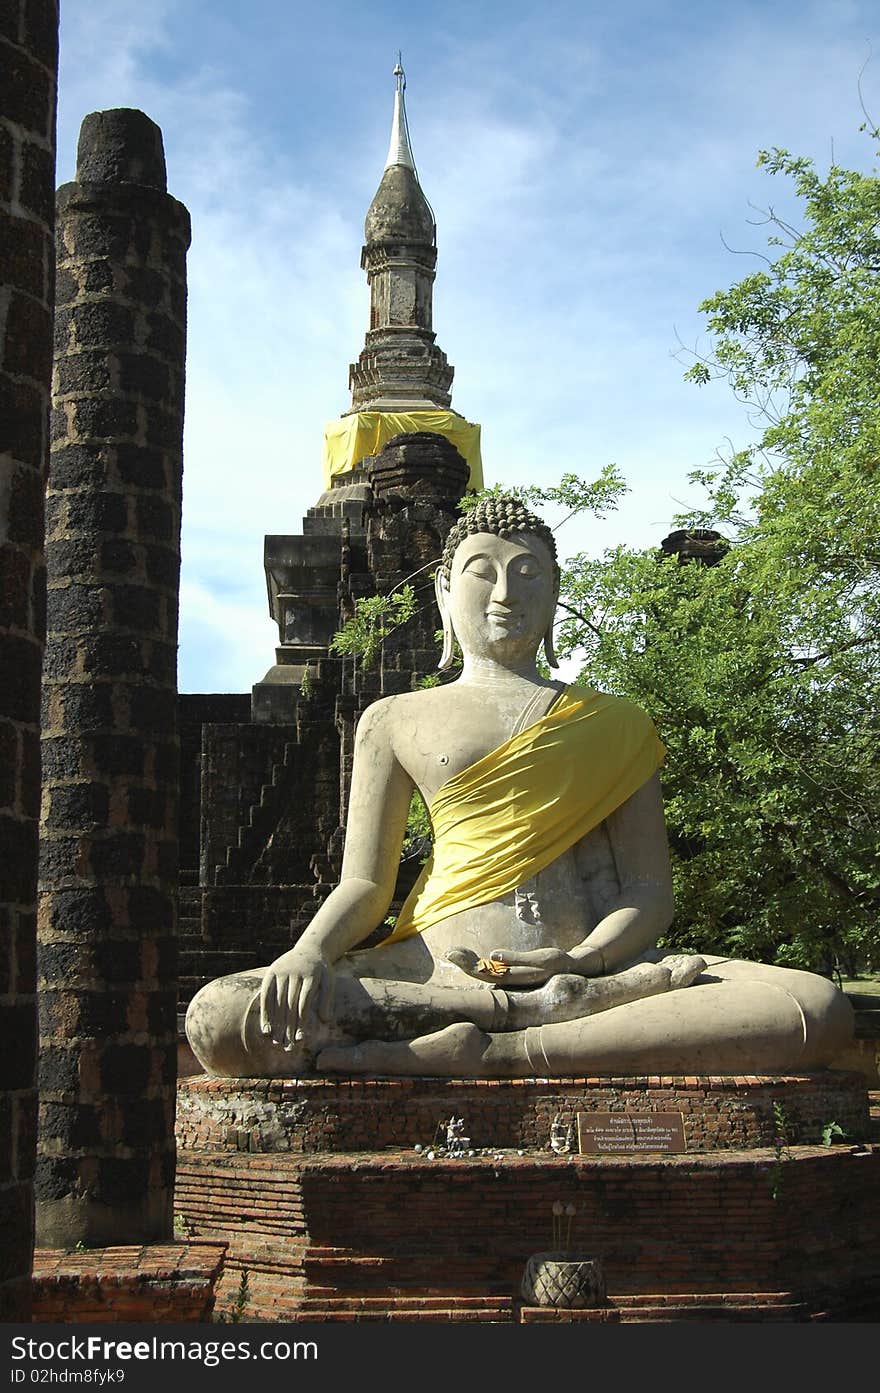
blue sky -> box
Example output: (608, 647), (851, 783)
(56, 0), (880, 691)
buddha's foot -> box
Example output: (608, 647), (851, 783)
(317, 1021), (492, 1078)
(662, 953), (707, 989)
(499, 955), (707, 1030)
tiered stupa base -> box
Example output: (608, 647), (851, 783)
(174, 1072), (880, 1323)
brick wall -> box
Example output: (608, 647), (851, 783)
(0, 0), (58, 1321)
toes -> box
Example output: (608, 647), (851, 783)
(664, 954), (707, 989)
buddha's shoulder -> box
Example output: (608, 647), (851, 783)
(354, 685), (454, 732)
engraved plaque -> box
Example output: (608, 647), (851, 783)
(577, 1111), (686, 1155)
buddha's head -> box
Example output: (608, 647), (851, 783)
(436, 496), (560, 671)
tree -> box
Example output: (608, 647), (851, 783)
(554, 140), (880, 972)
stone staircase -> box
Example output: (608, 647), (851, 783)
(174, 1152), (307, 1324)
(218, 736), (305, 886)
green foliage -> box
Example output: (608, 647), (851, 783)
(173, 1212), (191, 1238)
(330, 584), (418, 670)
(215, 1269), (250, 1323)
(404, 789), (432, 848)
(552, 135), (880, 973)
(821, 1120), (846, 1146)
(461, 466), (626, 528)
(769, 1102), (793, 1199)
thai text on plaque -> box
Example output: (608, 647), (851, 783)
(577, 1111), (686, 1155)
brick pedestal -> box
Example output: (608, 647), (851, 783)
(174, 1072), (878, 1322)
(176, 1070), (869, 1154)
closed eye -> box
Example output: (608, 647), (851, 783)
(461, 560), (497, 581)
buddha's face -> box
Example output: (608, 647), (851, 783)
(439, 530), (558, 664)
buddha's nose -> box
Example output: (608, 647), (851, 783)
(491, 570), (512, 604)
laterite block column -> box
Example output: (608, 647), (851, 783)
(37, 109), (190, 1247)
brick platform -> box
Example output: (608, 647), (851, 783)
(176, 1071), (870, 1154)
(31, 1241), (227, 1323)
(173, 1145), (880, 1322)
(172, 1072), (879, 1322)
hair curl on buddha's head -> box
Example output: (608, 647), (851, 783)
(439, 495), (558, 582)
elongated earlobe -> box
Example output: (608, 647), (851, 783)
(438, 614), (456, 670)
(435, 569), (456, 670)
(543, 623), (559, 669)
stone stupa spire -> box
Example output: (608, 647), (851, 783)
(348, 57), (453, 412)
(384, 57), (417, 172)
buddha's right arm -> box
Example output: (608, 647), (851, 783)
(258, 700), (414, 1047)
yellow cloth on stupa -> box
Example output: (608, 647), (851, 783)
(382, 688), (666, 944)
(322, 410), (483, 490)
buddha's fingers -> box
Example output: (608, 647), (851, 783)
(489, 947), (575, 978)
(445, 947), (550, 986)
(258, 970), (281, 1041)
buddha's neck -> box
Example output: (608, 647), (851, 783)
(457, 655), (550, 688)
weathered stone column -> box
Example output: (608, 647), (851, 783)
(37, 110), (190, 1248)
(0, 0), (58, 1320)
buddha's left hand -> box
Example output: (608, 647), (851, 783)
(446, 945), (602, 986)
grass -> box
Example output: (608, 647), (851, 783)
(840, 975), (880, 998)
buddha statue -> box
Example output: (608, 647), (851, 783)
(186, 496), (854, 1078)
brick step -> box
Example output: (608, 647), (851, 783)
(615, 1304), (810, 1322)
(175, 1191), (305, 1215)
(213, 1274), (306, 1323)
(290, 1295), (515, 1324)
(304, 1252), (500, 1277)
(176, 1189), (305, 1210)
(177, 1205), (306, 1234)
(176, 1184), (305, 1208)
(182, 1220), (306, 1244)
(611, 1290), (814, 1322)
(612, 1290), (800, 1307)
(520, 1307), (622, 1323)
(219, 1258), (306, 1279)
(296, 1294), (514, 1312)
(178, 1197), (306, 1218)
(291, 1310), (513, 1323)
(177, 1160), (305, 1181)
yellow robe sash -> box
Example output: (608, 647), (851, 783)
(382, 688), (666, 944)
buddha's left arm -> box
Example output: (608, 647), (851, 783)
(567, 772), (674, 974)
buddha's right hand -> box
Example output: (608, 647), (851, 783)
(258, 944), (336, 1050)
